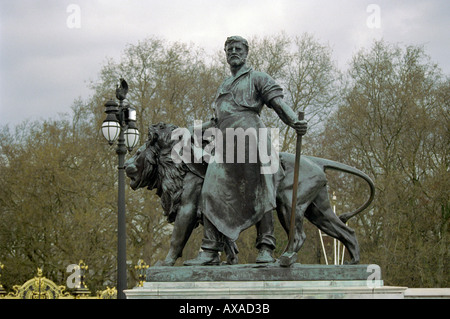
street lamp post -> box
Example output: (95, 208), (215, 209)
(101, 79), (140, 299)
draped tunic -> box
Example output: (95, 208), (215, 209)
(200, 66), (284, 241)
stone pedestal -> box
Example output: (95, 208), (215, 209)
(126, 279), (407, 299)
(124, 263), (408, 299)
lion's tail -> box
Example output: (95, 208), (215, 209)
(307, 156), (375, 223)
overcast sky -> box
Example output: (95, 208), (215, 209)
(0, 0), (448, 127)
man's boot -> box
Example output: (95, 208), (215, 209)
(184, 249), (221, 266)
(184, 216), (223, 266)
(255, 212), (276, 263)
(255, 244), (275, 263)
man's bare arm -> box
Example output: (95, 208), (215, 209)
(269, 96), (307, 135)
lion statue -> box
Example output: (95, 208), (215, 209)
(125, 122), (375, 266)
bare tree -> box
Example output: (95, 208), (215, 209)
(245, 32), (341, 153)
(320, 40), (449, 287)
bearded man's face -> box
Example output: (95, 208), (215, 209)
(225, 42), (248, 68)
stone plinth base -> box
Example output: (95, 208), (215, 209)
(125, 280), (406, 299)
(125, 263), (410, 299)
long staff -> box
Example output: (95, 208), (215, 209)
(280, 111), (304, 267)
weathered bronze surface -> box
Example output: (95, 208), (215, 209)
(125, 123), (374, 266)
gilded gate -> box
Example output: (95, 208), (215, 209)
(0, 261), (119, 299)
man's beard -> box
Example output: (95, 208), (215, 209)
(228, 55), (245, 67)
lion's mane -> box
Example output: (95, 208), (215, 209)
(146, 123), (188, 223)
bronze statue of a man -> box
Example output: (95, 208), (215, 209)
(185, 36), (307, 265)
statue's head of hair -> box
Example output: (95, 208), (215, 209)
(224, 36), (249, 52)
